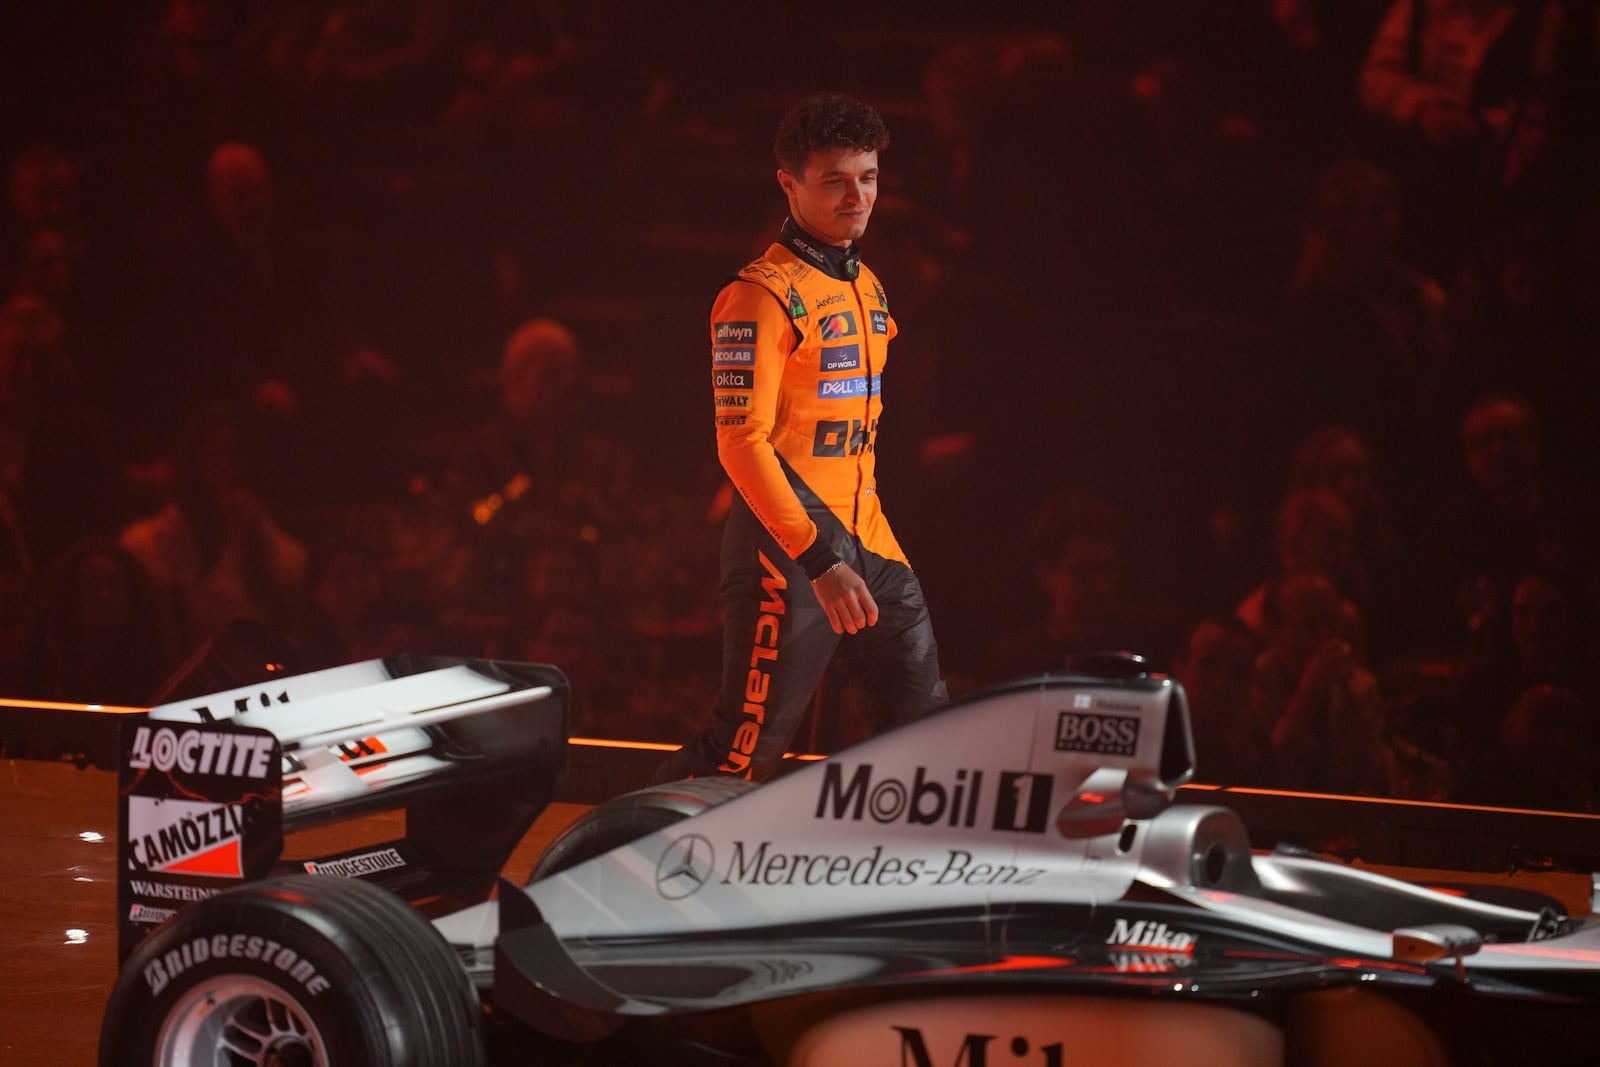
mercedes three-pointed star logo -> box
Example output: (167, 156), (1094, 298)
(655, 833), (715, 899)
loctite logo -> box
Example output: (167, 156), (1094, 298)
(815, 763), (1055, 833)
(714, 321), (756, 343)
(1054, 711), (1140, 756)
(1106, 918), (1196, 952)
(127, 797), (250, 878)
(129, 725), (275, 778)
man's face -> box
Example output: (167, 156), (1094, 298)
(778, 148), (878, 247)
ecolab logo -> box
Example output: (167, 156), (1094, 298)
(129, 725), (275, 779)
(1054, 711), (1140, 756)
(712, 346), (755, 365)
(1107, 918), (1196, 952)
(816, 763), (1054, 833)
(715, 321), (756, 343)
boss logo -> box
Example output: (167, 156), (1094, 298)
(1054, 711), (1139, 756)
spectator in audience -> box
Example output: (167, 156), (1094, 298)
(1455, 683), (1599, 811)
(1285, 425), (1421, 663)
(288, 536), (431, 671)
(1249, 569), (1394, 794)
(1173, 614), (1272, 786)
(1431, 390), (1598, 645)
(0, 294), (130, 571)
(1358, 0), (1600, 270)
(1278, 159), (1451, 482)
(23, 537), (180, 705)
(985, 491), (1187, 680)
(0, 563), (33, 703)
(118, 403), (307, 653)
(1236, 487), (1368, 654)
(4, 146), (81, 256)
(1449, 565), (1599, 767)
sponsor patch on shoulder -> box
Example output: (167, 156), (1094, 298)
(713, 368), (753, 390)
(869, 309), (889, 335)
(713, 346), (755, 366)
(714, 321), (757, 344)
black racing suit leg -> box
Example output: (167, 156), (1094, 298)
(651, 504), (840, 783)
(835, 546), (948, 734)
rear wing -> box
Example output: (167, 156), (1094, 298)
(117, 655), (568, 963)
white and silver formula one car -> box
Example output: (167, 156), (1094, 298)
(98, 653), (1600, 1066)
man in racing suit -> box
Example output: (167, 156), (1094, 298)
(653, 93), (947, 783)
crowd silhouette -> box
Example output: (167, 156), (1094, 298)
(3, 1), (1597, 810)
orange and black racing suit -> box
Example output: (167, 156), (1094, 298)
(655, 218), (947, 782)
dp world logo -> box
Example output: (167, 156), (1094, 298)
(656, 834), (715, 899)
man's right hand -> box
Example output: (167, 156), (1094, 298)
(811, 564), (879, 634)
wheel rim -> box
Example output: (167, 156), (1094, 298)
(157, 974), (329, 1067)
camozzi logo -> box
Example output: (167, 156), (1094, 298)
(127, 796), (250, 878)
(715, 321), (756, 343)
(816, 762), (1054, 833)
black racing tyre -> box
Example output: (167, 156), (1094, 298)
(530, 777), (756, 882)
(99, 874), (483, 1067)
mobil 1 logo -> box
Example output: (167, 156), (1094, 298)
(1055, 709), (1140, 757)
(816, 763), (1054, 834)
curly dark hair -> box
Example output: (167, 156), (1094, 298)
(773, 92), (891, 174)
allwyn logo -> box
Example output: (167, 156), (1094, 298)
(815, 763), (1054, 833)
(714, 321), (756, 343)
